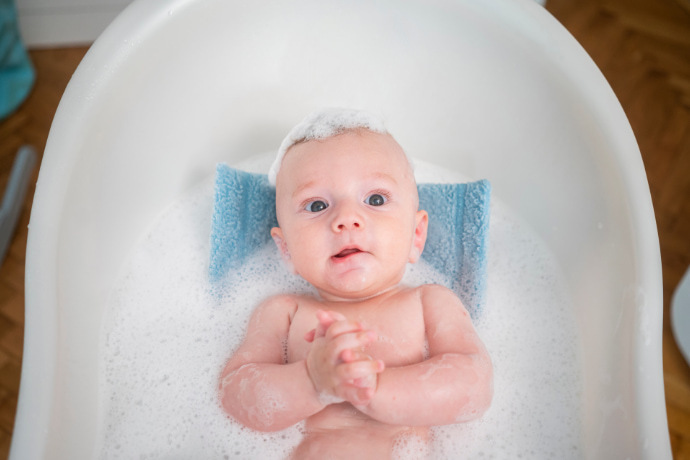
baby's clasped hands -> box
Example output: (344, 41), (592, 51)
(304, 310), (385, 407)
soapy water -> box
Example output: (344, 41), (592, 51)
(99, 154), (582, 459)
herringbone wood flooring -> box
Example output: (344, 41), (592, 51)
(0, 0), (688, 458)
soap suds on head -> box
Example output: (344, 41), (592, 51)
(99, 154), (582, 459)
(268, 108), (388, 186)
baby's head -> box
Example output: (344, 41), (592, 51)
(270, 108), (428, 301)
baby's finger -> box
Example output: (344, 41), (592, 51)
(314, 310), (347, 339)
(340, 349), (375, 363)
(341, 381), (378, 406)
(336, 359), (385, 382)
(304, 328), (316, 343)
(329, 330), (378, 359)
(318, 310), (347, 323)
(313, 311), (334, 338)
(325, 319), (372, 341)
(340, 348), (358, 363)
(351, 375), (376, 389)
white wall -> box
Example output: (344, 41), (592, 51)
(15, 0), (133, 47)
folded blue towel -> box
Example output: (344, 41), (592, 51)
(209, 164), (491, 317)
(418, 181), (491, 317)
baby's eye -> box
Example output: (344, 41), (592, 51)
(365, 193), (387, 206)
(305, 200), (328, 213)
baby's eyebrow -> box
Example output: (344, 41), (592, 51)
(290, 172), (398, 199)
(367, 172), (398, 185)
(292, 180), (318, 199)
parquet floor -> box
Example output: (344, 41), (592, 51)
(0, 0), (688, 458)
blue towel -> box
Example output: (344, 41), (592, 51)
(209, 164), (491, 317)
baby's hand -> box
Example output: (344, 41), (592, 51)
(304, 310), (385, 406)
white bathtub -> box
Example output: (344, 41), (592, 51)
(12, 0), (669, 458)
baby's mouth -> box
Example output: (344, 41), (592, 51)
(333, 247), (363, 259)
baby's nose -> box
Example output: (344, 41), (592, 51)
(332, 202), (364, 232)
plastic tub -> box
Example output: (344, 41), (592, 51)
(11, 0), (669, 458)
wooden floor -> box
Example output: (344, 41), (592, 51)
(0, 0), (688, 458)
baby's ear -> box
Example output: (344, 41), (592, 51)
(409, 210), (428, 264)
(271, 227), (295, 273)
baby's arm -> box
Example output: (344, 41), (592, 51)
(219, 295), (324, 432)
(357, 285), (493, 426)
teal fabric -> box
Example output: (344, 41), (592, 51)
(209, 164), (491, 317)
(1, 0), (34, 120)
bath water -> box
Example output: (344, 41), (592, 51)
(98, 154), (582, 459)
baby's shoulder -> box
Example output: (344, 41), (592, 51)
(415, 284), (465, 310)
(414, 283), (456, 298)
(260, 292), (322, 317)
(258, 293), (301, 316)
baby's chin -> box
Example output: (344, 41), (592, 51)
(300, 261), (408, 302)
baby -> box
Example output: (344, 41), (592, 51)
(219, 109), (493, 459)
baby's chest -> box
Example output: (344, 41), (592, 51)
(287, 301), (426, 367)
(368, 320), (426, 366)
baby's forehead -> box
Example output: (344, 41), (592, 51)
(283, 130), (411, 170)
(277, 132), (419, 200)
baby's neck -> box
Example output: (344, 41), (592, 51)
(315, 283), (406, 304)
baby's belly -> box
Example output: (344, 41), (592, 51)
(299, 403), (429, 458)
(306, 402), (375, 430)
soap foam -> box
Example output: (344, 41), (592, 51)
(98, 154), (582, 459)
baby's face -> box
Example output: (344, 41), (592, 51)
(271, 130), (428, 302)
